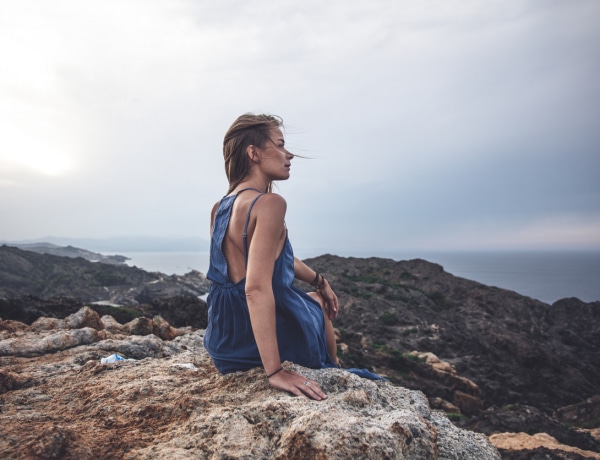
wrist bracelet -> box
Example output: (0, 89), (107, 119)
(316, 275), (326, 290)
(310, 272), (320, 286)
(266, 367), (283, 378)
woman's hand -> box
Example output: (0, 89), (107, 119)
(268, 369), (327, 400)
(292, 257), (339, 320)
(318, 279), (339, 320)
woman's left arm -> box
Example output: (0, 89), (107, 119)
(293, 257), (339, 320)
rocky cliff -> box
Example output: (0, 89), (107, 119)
(0, 245), (210, 307)
(1, 248), (599, 458)
(0, 308), (500, 459)
(300, 255), (600, 458)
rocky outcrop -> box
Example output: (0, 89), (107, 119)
(303, 256), (599, 408)
(302, 255), (600, 457)
(0, 309), (500, 459)
(0, 245), (209, 306)
(555, 396), (600, 431)
(2, 250), (599, 457)
(0, 307), (184, 357)
(138, 295), (209, 329)
(472, 404), (600, 456)
(0, 296), (86, 324)
(490, 432), (600, 460)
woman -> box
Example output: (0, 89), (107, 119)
(204, 113), (339, 400)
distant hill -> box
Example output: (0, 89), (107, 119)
(0, 245), (209, 307)
(7, 242), (128, 264)
(1, 236), (210, 252)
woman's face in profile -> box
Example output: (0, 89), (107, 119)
(256, 128), (294, 181)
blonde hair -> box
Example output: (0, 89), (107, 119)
(223, 113), (283, 194)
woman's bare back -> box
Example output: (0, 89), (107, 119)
(211, 190), (286, 285)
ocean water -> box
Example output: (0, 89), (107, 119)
(123, 251), (210, 277)
(122, 250), (600, 305)
(392, 250), (600, 305)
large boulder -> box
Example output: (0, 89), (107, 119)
(0, 313), (500, 459)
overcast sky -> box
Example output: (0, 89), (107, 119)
(1, 0), (599, 255)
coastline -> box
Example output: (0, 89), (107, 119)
(121, 249), (600, 305)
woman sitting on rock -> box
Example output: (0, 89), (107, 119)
(204, 113), (384, 400)
(204, 113), (344, 400)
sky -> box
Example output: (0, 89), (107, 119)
(1, 0), (599, 255)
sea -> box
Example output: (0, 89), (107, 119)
(121, 250), (600, 305)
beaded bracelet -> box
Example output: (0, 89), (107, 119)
(266, 367), (283, 378)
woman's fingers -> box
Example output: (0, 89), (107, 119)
(297, 378), (327, 400)
(327, 298), (339, 320)
(319, 289), (339, 320)
(269, 370), (327, 401)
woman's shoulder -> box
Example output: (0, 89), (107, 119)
(256, 192), (286, 209)
(249, 193), (287, 222)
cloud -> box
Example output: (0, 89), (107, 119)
(0, 0), (599, 251)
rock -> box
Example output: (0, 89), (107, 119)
(0, 295), (85, 324)
(0, 327), (108, 356)
(0, 308), (188, 358)
(453, 390), (483, 417)
(135, 271), (209, 304)
(0, 246), (208, 308)
(152, 319), (182, 341)
(470, 404), (600, 454)
(0, 312), (500, 459)
(93, 334), (182, 359)
(304, 255), (600, 414)
(406, 351), (483, 415)
(124, 317), (155, 336)
(29, 316), (65, 332)
(142, 295), (209, 329)
(430, 397), (460, 413)
(101, 315), (126, 334)
(0, 368), (32, 394)
(27, 306), (105, 333)
(555, 395), (600, 428)
(65, 306), (104, 330)
(489, 432), (600, 460)
(0, 318), (28, 340)
(25, 427), (70, 460)
(3, 251), (599, 457)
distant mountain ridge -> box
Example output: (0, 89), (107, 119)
(7, 242), (129, 265)
(1, 235), (210, 252)
(0, 245), (209, 308)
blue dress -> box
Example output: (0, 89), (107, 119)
(204, 189), (335, 374)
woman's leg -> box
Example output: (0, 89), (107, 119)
(308, 292), (339, 366)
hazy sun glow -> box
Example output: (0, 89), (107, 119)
(1, 122), (75, 176)
(0, 1), (598, 251)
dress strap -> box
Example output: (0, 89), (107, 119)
(242, 193), (265, 267)
(237, 187), (262, 194)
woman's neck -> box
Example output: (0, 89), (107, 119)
(231, 179), (271, 195)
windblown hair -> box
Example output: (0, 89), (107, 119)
(223, 113), (283, 194)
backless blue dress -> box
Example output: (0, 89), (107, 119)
(204, 189), (335, 374)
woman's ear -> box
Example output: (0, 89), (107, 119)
(246, 145), (260, 163)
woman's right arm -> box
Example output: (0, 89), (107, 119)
(245, 194), (327, 400)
